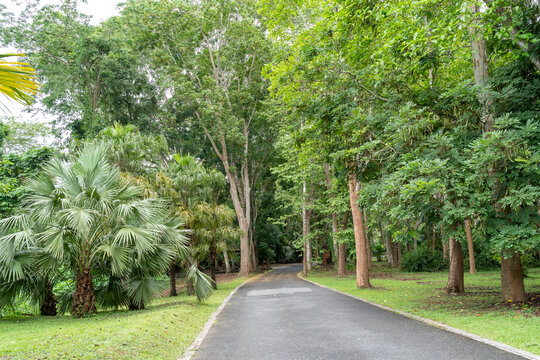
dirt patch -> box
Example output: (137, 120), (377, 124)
(500, 292), (540, 317)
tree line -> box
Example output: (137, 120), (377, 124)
(0, 0), (538, 315)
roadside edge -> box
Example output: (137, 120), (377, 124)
(178, 271), (269, 360)
(298, 272), (540, 360)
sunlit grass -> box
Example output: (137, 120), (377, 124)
(306, 264), (540, 355)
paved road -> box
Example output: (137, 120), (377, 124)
(194, 264), (526, 360)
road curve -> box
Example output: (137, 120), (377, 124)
(194, 264), (526, 360)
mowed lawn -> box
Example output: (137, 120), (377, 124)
(0, 277), (246, 360)
(306, 265), (540, 355)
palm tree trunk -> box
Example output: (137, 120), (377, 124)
(40, 279), (57, 316)
(168, 262), (177, 297)
(72, 267), (96, 317)
(128, 298), (145, 310)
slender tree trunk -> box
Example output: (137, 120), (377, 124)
(390, 239), (398, 268)
(250, 237), (258, 272)
(348, 173), (371, 288)
(464, 219), (476, 274)
(501, 251), (525, 302)
(331, 213), (339, 264)
(363, 209), (372, 270)
(302, 180), (312, 272)
(217, 157), (251, 277)
(186, 277), (195, 295)
(72, 267), (96, 317)
(40, 279), (57, 316)
(380, 218), (392, 267)
(338, 211), (349, 277)
(446, 226), (465, 294)
(129, 299), (145, 310)
(442, 227), (448, 259)
(209, 239), (217, 289)
(431, 227), (436, 250)
(168, 262), (177, 297)
(223, 250), (231, 273)
(324, 162), (339, 264)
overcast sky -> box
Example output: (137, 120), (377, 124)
(1, 0), (123, 123)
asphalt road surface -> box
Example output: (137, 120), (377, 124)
(194, 264), (526, 360)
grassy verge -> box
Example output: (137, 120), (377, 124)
(305, 265), (540, 355)
(0, 277), (246, 360)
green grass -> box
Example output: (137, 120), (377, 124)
(0, 277), (246, 360)
(306, 265), (540, 355)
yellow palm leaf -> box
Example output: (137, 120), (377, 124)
(0, 54), (39, 107)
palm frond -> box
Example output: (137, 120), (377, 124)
(0, 54), (39, 107)
(187, 265), (214, 302)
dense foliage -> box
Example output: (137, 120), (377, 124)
(0, 0), (539, 319)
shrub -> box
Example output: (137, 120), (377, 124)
(401, 246), (448, 272)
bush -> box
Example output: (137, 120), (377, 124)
(471, 241), (500, 271)
(372, 243), (385, 261)
(401, 246), (448, 272)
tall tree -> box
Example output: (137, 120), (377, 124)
(121, 0), (273, 275)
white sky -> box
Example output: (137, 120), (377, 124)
(1, 0), (123, 125)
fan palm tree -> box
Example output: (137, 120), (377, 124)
(192, 203), (236, 288)
(0, 54), (38, 108)
(0, 214), (64, 316)
(0, 144), (190, 316)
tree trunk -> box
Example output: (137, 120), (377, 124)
(302, 180), (312, 273)
(40, 279), (57, 316)
(397, 242), (402, 266)
(209, 239), (217, 289)
(338, 211), (348, 277)
(128, 298), (145, 310)
(186, 277), (195, 295)
(219, 160), (251, 277)
(446, 231), (465, 295)
(331, 212), (339, 264)
(250, 237), (259, 272)
(348, 173), (371, 288)
(224, 250), (231, 273)
(380, 218), (393, 267)
(168, 262), (177, 297)
(431, 227), (436, 250)
(501, 251), (525, 303)
(442, 227), (448, 259)
(464, 219), (476, 274)
(72, 267), (96, 317)
(363, 209), (372, 270)
(324, 162), (339, 264)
